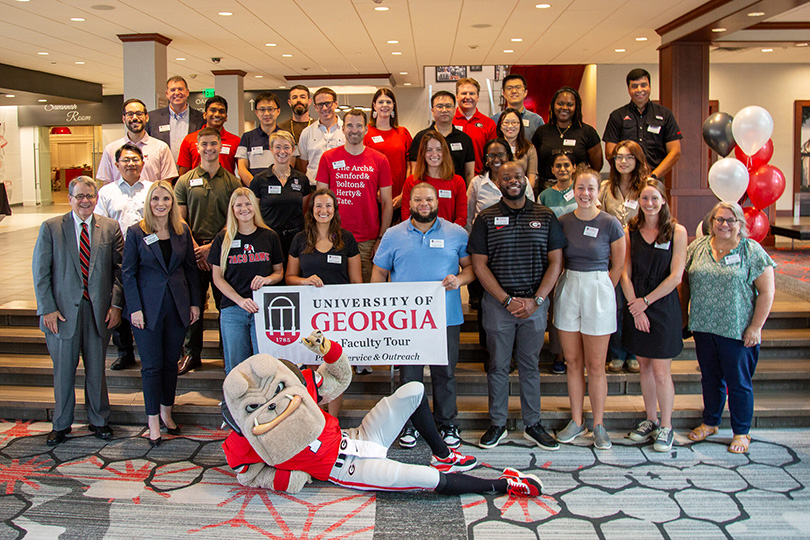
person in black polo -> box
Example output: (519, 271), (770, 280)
(468, 161), (565, 451)
(602, 68), (682, 180)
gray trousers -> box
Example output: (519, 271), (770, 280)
(399, 325), (461, 426)
(482, 292), (549, 426)
(46, 298), (111, 430)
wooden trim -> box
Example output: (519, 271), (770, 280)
(117, 33), (172, 46)
(285, 74), (391, 81)
(750, 22), (810, 30)
(211, 70), (247, 77)
(656, 0), (736, 36)
(795, 100), (810, 197)
(713, 40), (810, 47)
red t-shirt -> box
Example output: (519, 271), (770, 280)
(316, 146), (393, 243)
(400, 174), (468, 227)
(364, 126), (413, 198)
(177, 128), (240, 174)
(452, 109), (497, 176)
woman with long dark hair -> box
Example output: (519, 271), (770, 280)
(496, 107), (538, 191)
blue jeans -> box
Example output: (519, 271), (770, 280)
(220, 305), (259, 374)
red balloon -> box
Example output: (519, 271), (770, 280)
(747, 164), (786, 210)
(735, 139), (774, 170)
(743, 206), (769, 242)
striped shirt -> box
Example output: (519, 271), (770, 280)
(468, 198), (566, 295)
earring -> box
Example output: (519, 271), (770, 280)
(391, 111), (395, 118)
(372, 111), (377, 118)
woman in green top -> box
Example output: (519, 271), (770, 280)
(682, 202), (775, 454)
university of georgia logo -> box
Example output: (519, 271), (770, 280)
(263, 292), (301, 345)
(244, 244), (255, 254)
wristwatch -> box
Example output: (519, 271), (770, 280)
(535, 296), (545, 306)
(502, 295), (513, 308)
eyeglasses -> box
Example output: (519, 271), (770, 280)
(256, 107), (279, 114)
(501, 120), (521, 127)
(124, 111), (146, 118)
(613, 154), (636, 162)
(314, 101), (335, 109)
(713, 217), (739, 225)
(486, 152), (508, 159)
(433, 104), (454, 110)
(71, 193), (97, 201)
(117, 158), (142, 164)
(504, 85), (525, 92)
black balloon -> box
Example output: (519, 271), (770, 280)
(702, 112), (736, 157)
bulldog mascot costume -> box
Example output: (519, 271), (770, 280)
(222, 330), (542, 497)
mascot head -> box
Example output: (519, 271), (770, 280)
(223, 353), (326, 465)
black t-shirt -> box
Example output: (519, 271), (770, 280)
(409, 124), (475, 179)
(249, 165), (312, 232)
(208, 228), (284, 309)
(532, 123), (601, 180)
(288, 229), (360, 285)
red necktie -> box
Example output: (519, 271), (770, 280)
(80, 222), (90, 300)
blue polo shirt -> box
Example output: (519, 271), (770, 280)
(374, 218), (469, 326)
(235, 125), (281, 177)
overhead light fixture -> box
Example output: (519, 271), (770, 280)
(51, 127), (72, 135)
(392, 51), (402, 55)
(747, 11), (765, 16)
(37, 51), (49, 55)
(374, 6), (389, 11)
(796, 42), (809, 47)
(38, 99), (47, 102)
(16, 0), (31, 2)
(176, 57), (186, 61)
(4, 94), (16, 98)
(387, 40), (399, 44)
(511, 38), (523, 42)
(70, 17), (85, 22)
(761, 48), (773, 52)
(635, 37), (647, 41)
(75, 61), (85, 64)
(403, 83), (412, 86)
(503, 49), (514, 53)
(282, 54), (293, 57)
(265, 43), (277, 47)
(712, 28), (727, 32)
(279, 85), (286, 88)
(218, 11), (233, 16)
(615, 48), (626, 53)
(255, 75), (263, 78)
(535, 3), (551, 8)
(399, 71), (408, 75)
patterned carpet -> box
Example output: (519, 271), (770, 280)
(1, 420), (809, 539)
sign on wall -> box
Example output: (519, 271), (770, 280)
(17, 95), (124, 126)
(253, 282), (447, 366)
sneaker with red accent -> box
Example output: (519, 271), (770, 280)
(501, 468), (543, 497)
(430, 449), (478, 473)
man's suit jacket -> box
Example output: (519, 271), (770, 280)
(33, 212), (124, 340)
(146, 106), (206, 147)
(122, 223), (201, 331)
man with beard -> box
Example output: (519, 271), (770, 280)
(316, 109), (392, 284)
(371, 183), (474, 450)
(298, 87), (346, 185)
(177, 96), (241, 176)
(97, 99), (177, 185)
(146, 76), (206, 162)
(279, 85), (314, 147)
(467, 161), (565, 451)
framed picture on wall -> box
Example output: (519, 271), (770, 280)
(435, 66), (467, 82)
(469, 65), (482, 72)
(795, 100), (810, 193)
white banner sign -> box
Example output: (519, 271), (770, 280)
(252, 282), (447, 366)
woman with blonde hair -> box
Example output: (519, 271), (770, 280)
(208, 187), (285, 373)
(122, 180), (200, 446)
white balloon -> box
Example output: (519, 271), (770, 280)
(732, 106), (774, 156)
(708, 158), (749, 202)
(696, 220), (705, 238)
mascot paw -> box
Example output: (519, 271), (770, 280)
(302, 329), (331, 355)
(286, 470), (312, 493)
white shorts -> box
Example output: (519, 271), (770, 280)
(553, 269), (616, 336)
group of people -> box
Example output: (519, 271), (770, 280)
(33, 68), (775, 458)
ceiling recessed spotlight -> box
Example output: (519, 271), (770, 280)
(5, 95), (16, 98)
(279, 85), (286, 88)
(218, 11), (232, 16)
(176, 57), (186, 61)
(635, 37), (647, 41)
(615, 48), (626, 53)
(399, 71), (408, 75)
(265, 43), (277, 47)
(503, 49), (514, 53)
(254, 75), (263, 78)
(37, 51), (49, 55)
(712, 27), (727, 32)
(404, 83), (412, 86)
(374, 6), (389, 11)
(392, 51), (402, 55)
(75, 61), (85, 64)
(70, 17), (85, 22)
(535, 3), (551, 8)
(387, 40), (399, 44)
(282, 54), (293, 57)
(747, 11), (765, 16)
(761, 48), (773, 52)
(15, 0), (31, 3)
(38, 99), (47, 102)
(796, 42), (809, 47)
(511, 38), (523, 42)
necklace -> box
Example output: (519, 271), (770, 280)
(556, 124), (572, 139)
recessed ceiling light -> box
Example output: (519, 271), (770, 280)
(635, 37), (647, 41)
(254, 75), (263, 78)
(282, 54), (293, 57)
(503, 49), (514, 53)
(265, 43), (277, 47)
(399, 71), (408, 75)
(70, 17), (85, 22)
(176, 57), (186, 61)
(404, 83), (412, 86)
(796, 42), (809, 47)
(712, 27), (727, 32)
(38, 99), (47, 102)
(218, 11), (233, 16)
(75, 61), (85, 64)
(761, 48), (773, 52)
(392, 51), (402, 55)
(511, 38), (523, 42)
(615, 48), (626, 53)
(535, 3), (551, 8)
(15, 0), (31, 3)
(279, 85), (286, 88)
(374, 6), (389, 11)
(5, 95), (16, 98)
(37, 52), (49, 55)
(387, 40), (399, 44)
(747, 11), (765, 16)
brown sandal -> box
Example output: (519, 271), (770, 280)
(688, 423), (719, 441)
(728, 434), (751, 454)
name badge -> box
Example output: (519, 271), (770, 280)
(332, 160), (346, 169)
(430, 239), (445, 248)
(158, 124), (171, 133)
(144, 233), (158, 245)
(624, 199), (639, 209)
(647, 125), (662, 134)
(251, 146), (263, 154)
(656, 115), (664, 120)
(563, 190), (575, 201)
(584, 226), (599, 238)
(291, 182), (302, 191)
(454, 125), (463, 131)
(523, 119), (530, 127)
(371, 135), (384, 143)
(563, 138), (576, 147)
(268, 185), (282, 194)
(450, 142), (463, 151)
(439, 189), (452, 199)
(189, 178), (204, 187)
(654, 241), (671, 250)
(231, 239), (242, 249)
(494, 216), (509, 226)
(327, 254), (342, 264)
(724, 253), (741, 265)
(221, 145), (232, 155)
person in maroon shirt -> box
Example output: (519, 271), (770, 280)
(453, 78), (497, 176)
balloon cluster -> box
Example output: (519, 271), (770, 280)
(703, 106), (784, 243)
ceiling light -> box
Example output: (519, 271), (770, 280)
(511, 38), (523, 42)
(254, 75), (263, 78)
(392, 51), (402, 55)
(399, 71), (408, 75)
(279, 85), (286, 88)
(712, 27), (727, 32)
(761, 48), (773, 52)
(535, 3), (551, 8)
(176, 57), (186, 61)
(747, 11), (765, 16)
(37, 52), (49, 55)
(218, 11), (233, 16)
(265, 43), (277, 47)
(387, 40), (399, 44)
(374, 6), (389, 11)
(635, 37), (647, 41)
(75, 61), (85, 64)
(282, 54), (292, 57)
(38, 99), (47, 102)
(404, 83), (412, 86)
(5, 95), (15, 98)
(16, 0), (31, 2)
(70, 17), (85, 22)
(503, 49), (514, 53)
(796, 42), (809, 47)
(615, 48), (626, 53)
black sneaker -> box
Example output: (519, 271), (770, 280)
(398, 427), (419, 448)
(479, 425), (507, 449)
(440, 425), (461, 449)
(524, 423), (559, 451)
(551, 360), (566, 374)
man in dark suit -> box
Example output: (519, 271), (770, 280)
(33, 176), (124, 445)
(146, 76), (205, 163)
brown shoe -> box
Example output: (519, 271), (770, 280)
(177, 355), (202, 375)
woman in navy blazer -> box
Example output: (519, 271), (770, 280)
(123, 180), (200, 446)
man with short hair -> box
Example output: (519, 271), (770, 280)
(146, 76), (206, 161)
(279, 85), (314, 146)
(298, 87), (346, 185)
(468, 161), (565, 451)
(453, 78), (497, 176)
(372, 182), (474, 450)
(95, 143), (152, 370)
(492, 74), (544, 141)
(177, 96), (241, 176)
(174, 127), (241, 374)
(316, 109), (393, 283)
(97, 98), (177, 185)
(236, 91), (282, 184)
(603, 68), (682, 179)
(409, 91), (475, 183)
(33, 176), (124, 445)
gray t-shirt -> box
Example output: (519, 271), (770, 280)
(559, 211), (624, 272)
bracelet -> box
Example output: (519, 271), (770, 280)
(502, 295), (513, 308)
(643, 297), (650, 306)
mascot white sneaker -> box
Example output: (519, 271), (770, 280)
(222, 330), (543, 497)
